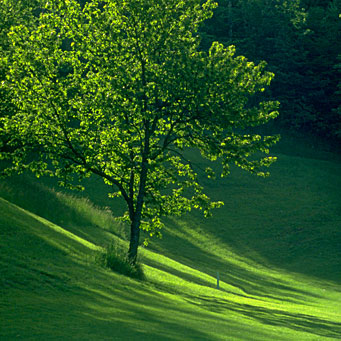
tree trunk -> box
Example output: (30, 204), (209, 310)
(127, 148), (149, 264)
(128, 217), (141, 265)
(126, 110), (150, 264)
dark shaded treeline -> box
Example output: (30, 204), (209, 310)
(200, 0), (341, 141)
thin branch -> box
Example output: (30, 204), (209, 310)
(87, 166), (132, 211)
(166, 147), (206, 174)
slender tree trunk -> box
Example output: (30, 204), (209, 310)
(127, 152), (149, 264)
(126, 46), (151, 263)
(128, 217), (141, 264)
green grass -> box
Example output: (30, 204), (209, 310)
(1, 134), (341, 340)
(96, 242), (145, 280)
(0, 174), (127, 242)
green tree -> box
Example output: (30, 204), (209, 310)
(0, 0), (279, 263)
(0, 0), (41, 151)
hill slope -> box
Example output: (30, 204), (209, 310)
(1, 197), (341, 340)
(1, 136), (341, 340)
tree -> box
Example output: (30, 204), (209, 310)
(0, 0), (41, 152)
(0, 0), (279, 264)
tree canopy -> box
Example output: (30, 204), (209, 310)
(0, 0), (279, 263)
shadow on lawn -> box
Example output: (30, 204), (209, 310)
(74, 267), (278, 341)
(2, 196), (339, 341)
(143, 257), (216, 289)
(184, 295), (341, 339)
(151, 220), (323, 305)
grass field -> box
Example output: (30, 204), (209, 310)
(1, 132), (340, 340)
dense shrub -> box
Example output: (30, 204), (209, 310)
(97, 243), (145, 280)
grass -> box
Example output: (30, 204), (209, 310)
(96, 242), (145, 280)
(1, 132), (341, 340)
(0, 174), (127, 242)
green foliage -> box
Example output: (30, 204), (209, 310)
(96, 242), (145, 280)
(0, 0), (279, 261)
(335, 54), (341, 137)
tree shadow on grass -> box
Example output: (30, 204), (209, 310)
(184, 294), (341, 339)
(144, 257), (216, 289)
(2, 197), (338, 341)
(72, 267), (279, 341)
(143, 255), (323, 308)
(150, 220), (323, 305)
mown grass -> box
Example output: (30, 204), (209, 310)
(1, 197), (340, 340)
(1, 133), (340, 340)
(150, 151), (341, 283)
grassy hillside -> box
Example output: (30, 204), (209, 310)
(152, 151), (341, 282)
(1, 135), (341, 340)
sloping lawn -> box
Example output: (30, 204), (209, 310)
(1, 134), (341, 339)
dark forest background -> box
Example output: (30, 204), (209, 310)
(201, 0), (340, 143)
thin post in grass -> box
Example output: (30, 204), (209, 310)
(217, 271), (220, 289)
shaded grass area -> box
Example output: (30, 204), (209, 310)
(184, 294), (341, 339)
(149, 151), (341, 283)
(1, 196), (341, 340)
(0, 174), (127, 243)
